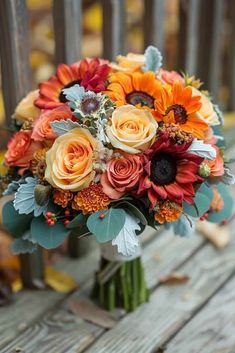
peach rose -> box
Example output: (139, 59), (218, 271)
(111, 53), (144, 72)
(5, 130), (42, 169)
(158, 69), (185, 85)
(192, 87), (219, 126)
(14, 90), (40, 123)
(206, 146), (224, 177)
(101, 151), (143, 199)
(32, 105), (72, 141)
(45, 128), (97, 191)
(106, 105), (158, 154)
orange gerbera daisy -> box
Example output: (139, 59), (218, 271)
(35, 58), (110, 109)
(106, 71), (162, 115)
(154, 81), (208, 139)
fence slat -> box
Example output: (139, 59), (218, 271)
(144, 0), (165, 54)
(228, 0), (235, 111)
(102, 0), (126, 61)
(0, 0), (31, 124)
(53, 0), (82, 64)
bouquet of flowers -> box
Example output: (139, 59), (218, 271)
(0, 46), (234, 311)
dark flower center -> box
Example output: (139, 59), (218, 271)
(166, 104), (188, 124)
(59, 80), (81, 103)
(150, 153), (177, 185)
(80, 95), (100, 115)
(126, 91), (154, 108)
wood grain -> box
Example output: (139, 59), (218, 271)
(0, 0), (31, 125)
(144, 0), (165, 54)
(85, 227), (235, 353)
(53, 0), (82, 64)
(165, 275), (235, 353)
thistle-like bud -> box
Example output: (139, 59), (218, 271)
(199, 162), (211, 178)
(34, 184), (51, 206)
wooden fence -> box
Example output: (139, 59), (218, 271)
(0, 0), (235, 287)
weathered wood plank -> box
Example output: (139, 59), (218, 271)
(228, 0), (235, 111)
(102, 0), (126, 61)
(144, 0), (165, 54)
(85, 224), (235, 353)
(0, 0), (31, 125)
(0, 229), (204, 352)
(53, 0), (82, 64)
(165, 275), (235, 353)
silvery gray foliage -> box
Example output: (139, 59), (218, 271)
(50, 119), (80, 136)
(3, 178), (25, 196)
(187, 139), (216, 160)
(11, 238), (37, 254)
(14, 177), (48, 217)
(221, 167), (235, 185)
(213, 104), (224, 125)
(172, 214), (195, 237)
(112, 212), (140, 256)
(143, 45), (163, 72)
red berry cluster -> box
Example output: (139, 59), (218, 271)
(45, 210), (71, 226)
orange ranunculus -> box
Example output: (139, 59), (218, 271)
(14, 90), (41, 123)
(31, 105), (73, 141)
(5, 131), (42, 169)
(45, 128), (97, 191)
(192, 87), (220, 126)
(110, 53), (144, 72)
(206, 146), (224, 177)
(106, 105), (158, 154)
(101, 151), (143, 199)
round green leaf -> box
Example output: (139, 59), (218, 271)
(183, 192), (211, 218)
(2, 201), (33, 238)
(113, 201), (147, 225)
(31, 216), (70, 249)
(207, 183), (233, 223)
(87, 208), (125, 243)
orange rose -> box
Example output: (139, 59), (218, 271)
(111, 53), (144, 72)
(101, 151), (143, 199)
(206, 146), (224, 177)
(158, 69), (185, 85)
(106, 105), (158, 154)
(5, 131), (42, 169)
(45, 128), (97, 191)
(32, 105), (73, 141)
(14, 90), (40, 123)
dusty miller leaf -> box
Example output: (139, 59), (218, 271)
(112, 212), (141, 256)
(14, 177), (47, 217)
(143, 45), (163, 72)
(11, 238), (37, 254)
(50, 119), (80, 136)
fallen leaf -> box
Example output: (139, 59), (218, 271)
(45, 267), (77, 293)
(159, 272), (190, 285)
(68, 298), (117, 329)
(196, 221), (230, 249)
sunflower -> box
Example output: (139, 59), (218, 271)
(138, 134), (203, 208)
(154, 81), (208, 139)
(106, 71), (162, 116)
(35, 58), (110, 109)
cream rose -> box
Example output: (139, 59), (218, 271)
(106, 105), (158, 154)
(192, 87), (219, 126)
(45, 128), (97, 191)
(14, 90), (40, 123)
(111, 53), (144, 72)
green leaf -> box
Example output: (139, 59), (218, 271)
(11, 238), (37, 254)
(87, 208), (126, 243)
(207, 183), (233, 223)
(66, 213), (88, 229)
(2, 201), (33, 238)
(31, 216), (70, 249)
(183, 192), (211, 218)
(197, 183), (214, 202)
(113, 201), (147, 225)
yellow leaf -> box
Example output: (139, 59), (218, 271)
(12, 278), (23, 293)
(45, 266), (77, 293)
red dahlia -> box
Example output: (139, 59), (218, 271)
(138, 134), (203, 208)
(35, 58), (110, 109)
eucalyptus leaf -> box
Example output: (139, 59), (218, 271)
(50, 119), (80, 136)
(87, 208), (126, 243)
(31, 217), (70, 249)
(113, 201), (147, 225)
(11, 238), (37, 254)
(183, 184), (213, 218)
(66, 213), (88, 229)
(2, 201), (33, 238)
(207, 183), (233, 223)
(172, 214), (195, 237)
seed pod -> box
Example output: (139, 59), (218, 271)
(34, 184), (51, 206)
